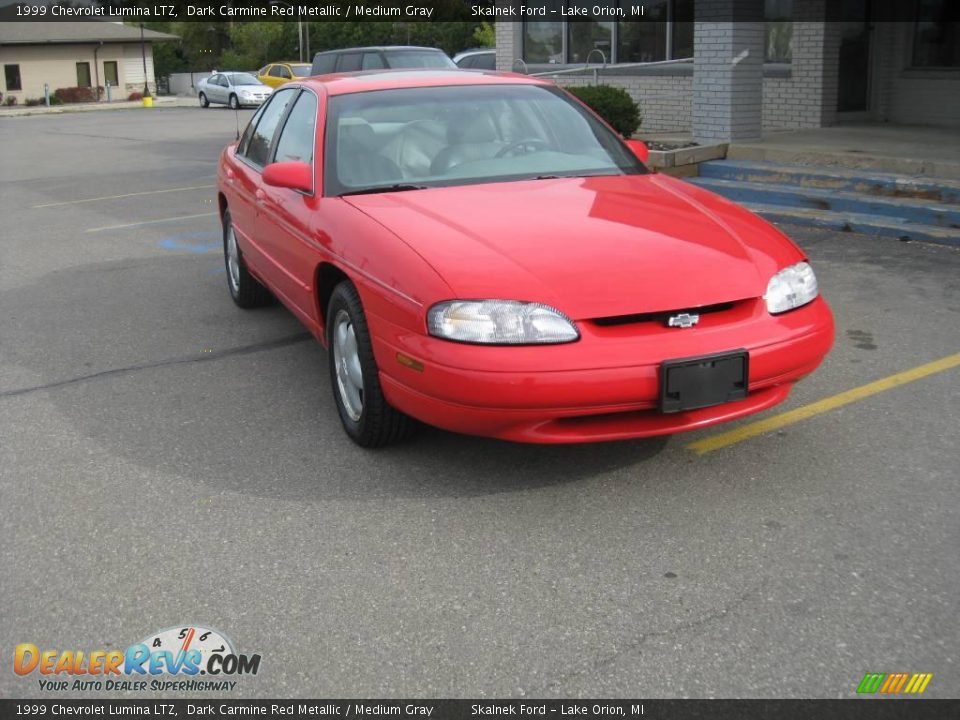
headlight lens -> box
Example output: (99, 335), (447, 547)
(765, 261), (818, 314)
(427, 300), (579, 345)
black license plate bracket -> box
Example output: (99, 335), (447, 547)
(660, 350), (749, 414)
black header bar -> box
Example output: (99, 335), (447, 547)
(0, 0), (950, 23)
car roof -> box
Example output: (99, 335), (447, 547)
(272, 61), (310, 66)
(296, 69), (549, 96)
(313, 46), (445, 55)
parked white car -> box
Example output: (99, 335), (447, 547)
(197, 72), (272, 109)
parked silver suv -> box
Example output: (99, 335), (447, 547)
(310, 46), (455, 75)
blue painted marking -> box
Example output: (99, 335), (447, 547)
(157, 233), (222, 254)
(208, 267), (226, 275)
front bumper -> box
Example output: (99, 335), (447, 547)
(370, 297), (834, 443)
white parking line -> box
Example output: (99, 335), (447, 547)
(33, 184), (215, 208)
(85, 212), (217, 233)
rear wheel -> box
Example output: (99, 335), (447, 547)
(228, 94), (239, 110)
(198, 92), (209, 108)
(222, 209), (270, 308)
(326, 281), (416, 447)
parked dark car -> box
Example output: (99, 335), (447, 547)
(454, 49), (496, 70)
(310, 46), (456, 75)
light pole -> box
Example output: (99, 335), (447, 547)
(139, 23), (150, 97)
(271, 1), (303, 63)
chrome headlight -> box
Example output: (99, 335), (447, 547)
(765, 261), (818, 314)
(427, 300), (579, 345)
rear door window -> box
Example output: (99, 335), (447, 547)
(312, 54), (336, 74)
(337, 53), (362, 72)
(362, 53), (386, 70)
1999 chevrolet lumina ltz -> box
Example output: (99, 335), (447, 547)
(217, 70), (834, 446)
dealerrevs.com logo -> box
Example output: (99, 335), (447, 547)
(14, 625), (261, 692)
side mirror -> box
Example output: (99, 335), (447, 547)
(263, 161), (313, 193)
(625, 139), (650, 164)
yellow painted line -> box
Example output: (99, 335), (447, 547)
(33, 184), (215, 208)
(687, 351), (960, 455)
(85, 212), (217, 233)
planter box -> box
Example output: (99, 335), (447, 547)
(646, 142), (728, 177)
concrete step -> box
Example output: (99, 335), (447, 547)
(725, 143), (960, 181)
(698, 160), (960, 205)
(736, 203), (960, 246)
(690, 176), (960, 229)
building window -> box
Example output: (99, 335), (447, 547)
(617, 0), (668, 63)
(568, 16), (613, 64)
(519, 0), (699, 65)
(4, 64), (21, 91)
(523, 1), (564, 65)
(103, 61), (119, 87)
(765, 0), (793, 62)
(76, 62), (91, 87)
(912, 0), (960, 67)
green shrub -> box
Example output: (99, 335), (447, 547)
(48, 94), (63, 105)
(566, 84), (642, 138)
(3, 95), (17, 107)
(25, 98), (44, 106)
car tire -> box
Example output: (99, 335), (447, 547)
(222, 209), (271, 309)
(326, 281), (416, 447)
(199, 92), (209, 108)
(228, 94), (239, 110)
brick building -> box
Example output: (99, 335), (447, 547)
(494, 0), (960, 140)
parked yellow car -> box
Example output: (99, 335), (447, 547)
(256, 62), (311, 88)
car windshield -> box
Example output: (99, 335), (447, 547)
(291, 66), (311, 77)
(228, 73), (260, 86)
(325, 84), (646, 196)
(385, 51), (455, 69)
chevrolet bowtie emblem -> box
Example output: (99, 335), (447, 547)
(667, 312), (700, 328)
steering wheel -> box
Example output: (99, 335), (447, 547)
(495, 138), (550, 158)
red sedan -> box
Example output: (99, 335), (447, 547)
(217, 70), (834, 446)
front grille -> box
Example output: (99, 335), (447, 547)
(592, 301), (738, 327)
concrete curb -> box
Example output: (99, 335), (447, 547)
(0, 97), (198, 117)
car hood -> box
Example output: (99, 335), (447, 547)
(344, 174), (804, 320)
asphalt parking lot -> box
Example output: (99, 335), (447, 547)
(1, 107), (957, 700)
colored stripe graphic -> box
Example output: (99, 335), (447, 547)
(857, 672), (932, 694)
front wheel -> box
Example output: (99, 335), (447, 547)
(228, 94), (240, 110)
(222, 209), (271, 308)
(198, 92), (209, 108)
(326, 281), (415, 447)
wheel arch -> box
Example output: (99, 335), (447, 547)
(315, 262), (351, 338)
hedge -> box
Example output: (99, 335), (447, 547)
(53, 86), (103, 103)
(567, 84), (643, 138)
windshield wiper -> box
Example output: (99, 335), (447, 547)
(529, 172), (616, 181)
(339, 184), (428, 197)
